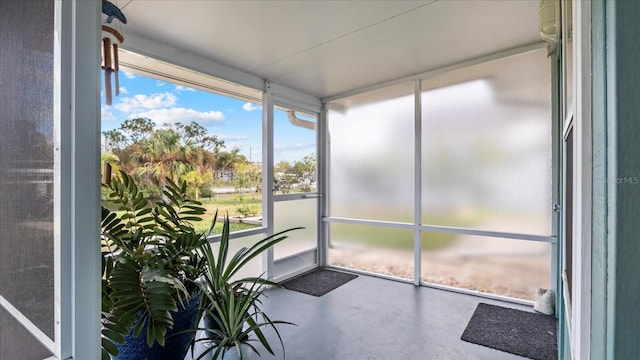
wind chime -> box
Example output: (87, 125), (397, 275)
(101, 0), (127, 105)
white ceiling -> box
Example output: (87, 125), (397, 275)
(118, 0), (542, 100)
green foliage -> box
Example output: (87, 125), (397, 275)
(120, 117), (155, 144)
(182, 170), (206, 201)
(192, 215), (300, 359)
(235, 205), (253, 218)
(103, 129), (127, 150)
(216, 147), (246, 173)
(274, 153), (316, 194)
(176, 121), (224, 152)
(102, 118), (229, 194)
(101, 171), (210, 359)
(232, 163), (261, 196)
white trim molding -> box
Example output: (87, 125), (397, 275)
(58, 0), (102, 358)
(571, 0), (593, 359)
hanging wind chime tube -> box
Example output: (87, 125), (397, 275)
(101, 0), (127, 106)
(114, 42), (120, 96)
(103, 36), (112, 105)
(102, 25), (124, 106)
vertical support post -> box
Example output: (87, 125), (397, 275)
(317, 104), (328, 267)
(574, 1), (593, 358)
(414, 79), (422, 286)
(54, 1), (67, 356)
(550, 47), (560, 304)
(262, 81), (275, 277)
(58, 0), (102, 358)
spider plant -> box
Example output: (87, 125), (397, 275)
(192, 214), (300, 359)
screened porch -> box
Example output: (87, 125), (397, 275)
(1, 1), (565, 359)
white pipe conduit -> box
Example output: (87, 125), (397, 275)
(287, 110), (316, 130)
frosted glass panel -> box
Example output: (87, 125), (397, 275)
(328, 224), (413, 280)
(421, 232), (551, 300)
(328, 82), (414, 222)
(421, 48), (552, 235)
(0, 0), (55, 349)
(274, 199), (317, 259)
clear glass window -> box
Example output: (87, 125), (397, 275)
(100, 54), (264, 234)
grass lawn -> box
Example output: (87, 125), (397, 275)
(102, 193), (263, 235)
(197, 194), (262, 234)
(329, 212), (484, 251)
(330, 223), (456, 251)
(102, 192), (481, 249)
(191, 218), (258, 235)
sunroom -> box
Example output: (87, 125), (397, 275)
(2, 0), (638, 359)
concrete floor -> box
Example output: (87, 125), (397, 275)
(189, 271), (535, 360)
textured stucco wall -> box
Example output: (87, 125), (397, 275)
(590, 1), (607, 358)
(610, 0), (640, 358)
(590, 0), (640, 358)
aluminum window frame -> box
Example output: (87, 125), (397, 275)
(323, 43), (557, 305)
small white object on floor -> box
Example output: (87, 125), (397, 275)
(533, 288), (555, 315)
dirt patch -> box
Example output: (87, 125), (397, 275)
(329, 237), (550, 301)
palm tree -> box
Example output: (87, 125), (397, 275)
(134, 129), (195, 187)
(101, 151), (120, 184)
(214, 147), (247, 184)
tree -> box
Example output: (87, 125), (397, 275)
(176, 121), (224, 153)
(214, 147), (247, 184)
(275, 160), (291, 174)
(101, 117), (231, 199)
(274, 160), (293, 194)
(233, 163), (260, 192)
(134, 128), (194, 187)
(182, 170), (205, 201)
(272, 155), (316, 194)
(217, 147), (246, 171)
(103, 129), (127, 150)
(232, 162), (261, 217)
(293, 153), (316, 192)
(101, 151), (121, 181)
(120, 117), (155, 144)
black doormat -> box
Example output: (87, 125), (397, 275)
(461, 303), (557, 360)
(280, 268), (357, 297)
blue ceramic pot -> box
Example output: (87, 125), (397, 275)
(203, 312), (221, 340)
(114, 293), (201, 360)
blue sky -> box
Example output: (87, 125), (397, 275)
(101, 70), (315, 163)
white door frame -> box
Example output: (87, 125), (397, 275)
(563, 0), (592, 358)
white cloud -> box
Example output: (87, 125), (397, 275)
(122, 71), (136, 79)
(275, 142), (315, 151)
(218, 134), (250, 141)
(156, 80), (166, 87)
(242, 102), (261, 112)
(118, 86), (128, 94)
(101, 106), (117, 121)
(115, 92), (177, 112)
(175, 85), (196, 92)
(132, 107), (225, 126)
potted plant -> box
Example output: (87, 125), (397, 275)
(101, 170), (211, 360)
(191, 214), (299, 359)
